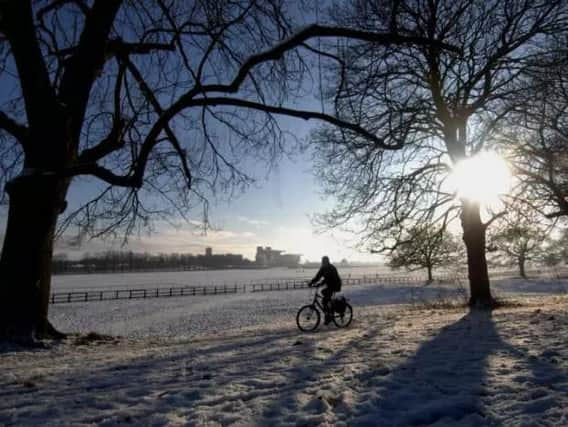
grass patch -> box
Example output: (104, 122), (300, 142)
(73, 332), (118, 346)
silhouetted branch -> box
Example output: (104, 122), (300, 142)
(0, 111), (28, 142)
(189, 24), (461, 97)
(58, 0), (122, 139)
(119, 56), (192, 188)
(36, 0), (89, 21)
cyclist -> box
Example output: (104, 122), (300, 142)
(308, 256), (342, 324)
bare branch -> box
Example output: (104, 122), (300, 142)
(483, 210), (507, 229)
(189, 24), (461, 97)
(36, 0), (89, 21)
(119, 55), (192, 188)
(190, 97), (394, 148)
(59, 0), (123, 139)
(1, 1), (58, 132)
(60, 162), (141, 188)
(0, 111), (28, 143)
(53, 39), (176, 60)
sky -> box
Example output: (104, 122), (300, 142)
(48, 113), (381, 264)
(0, 2), (383, 265)
(55, 153), (379, 263)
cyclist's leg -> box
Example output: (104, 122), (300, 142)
(322, 287), (333, 322)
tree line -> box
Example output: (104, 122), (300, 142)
(387, 222), (568, 281)
(52, 251), (254, 274)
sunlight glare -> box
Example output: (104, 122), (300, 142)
(449, 152), (511, 207)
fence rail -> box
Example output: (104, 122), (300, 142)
(50, 273), (469, 304)
(50, 267), (568, 305)
(50, 284), (244, 304)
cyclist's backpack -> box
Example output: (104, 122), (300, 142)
(331, 277), (342, 292)
(333, 296), (347, 314)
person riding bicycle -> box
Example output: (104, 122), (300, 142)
(308, 256), (342, 324)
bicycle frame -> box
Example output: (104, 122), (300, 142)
(309, 288), (331, 313)
(297, 286), (352, 331)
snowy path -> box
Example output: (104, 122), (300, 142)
(1, 296), (567, 426)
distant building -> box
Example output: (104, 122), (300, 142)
(198, 248), (245, 268)
(255, 246), (300, 267)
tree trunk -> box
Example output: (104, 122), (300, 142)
(461, 200), (493, 307)
(427, 265), (433, 282)
(518, 257), (526, 279)
(0, 175), (68, 341)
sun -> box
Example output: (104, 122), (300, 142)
(448, 151), (511, 207)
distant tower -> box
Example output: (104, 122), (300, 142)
(205, 247), (212, 257)
(256, 246), (267, 266)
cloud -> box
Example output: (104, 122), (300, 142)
(236, 216), (269, 227)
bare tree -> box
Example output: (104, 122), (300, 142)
(385, 225), (460, 282)
(487, 210), (551, 278)
(0, 0), (457, 340)
(501, 47), (568, 219)
(311, 0), (568, 306)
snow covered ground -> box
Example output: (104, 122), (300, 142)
(51, 266), (398, 292)
(1, 278), (567, 426)
(48, 277), (566, 338)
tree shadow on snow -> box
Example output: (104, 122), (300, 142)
(349, 309), (567, 426)
(259, 314), (399, 425)
(0, 328), (305, 425)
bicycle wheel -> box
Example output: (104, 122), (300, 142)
(296, 304), (320, 332)
(332, 302), (353, 328)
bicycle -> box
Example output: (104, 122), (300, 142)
(296, 286), (353, 332)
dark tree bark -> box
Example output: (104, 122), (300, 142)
(518, 257), (527, 279)
(461, 200), (492, 306)
(0, 176), (70, 339)
(0, 1), (69, 339)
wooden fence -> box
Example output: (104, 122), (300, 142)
(48, 266), (568, 305)
(50, 284), (244, 304)
(50, 273), (466, 304)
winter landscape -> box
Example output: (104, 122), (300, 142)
(2, 1), (568, 426)
(2, 273), (568, 426)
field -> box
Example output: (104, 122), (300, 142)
(48, 269), (567, 338)
(51, 266), (398, 291)
(2, 274), (567, 426)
